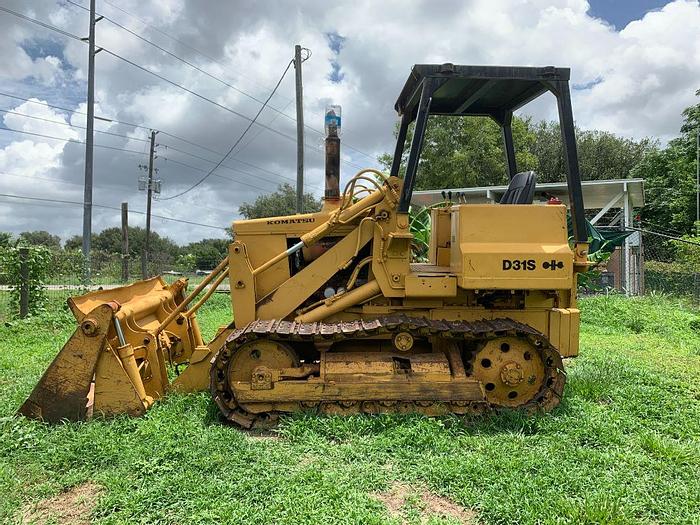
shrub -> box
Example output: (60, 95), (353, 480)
(0, 246), (52, 315)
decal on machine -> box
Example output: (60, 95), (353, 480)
(502, 259), (536, 271)
(266, 217), (316, 225)
(542, 260), (565, 271)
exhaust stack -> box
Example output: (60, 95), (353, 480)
(325, 125), (340, 201)
(324, 105), (341, 203)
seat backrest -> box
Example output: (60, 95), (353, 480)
(499, 171), (537, 204)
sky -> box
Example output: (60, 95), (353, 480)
(0, 0), (699, 245)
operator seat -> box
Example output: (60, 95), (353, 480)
(499, 171), (537, 204)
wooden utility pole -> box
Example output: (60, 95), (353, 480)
(121, 202), (129, 282)
(294, 44), (304, 214)
(141, 131), (156, 279)
(81, 0), (97, 284)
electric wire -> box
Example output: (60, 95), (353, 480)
(0, 169), (238, 216)
(0, 126), (150, 155)
(0, 107), (151, 143)
(0, 113), (313, 194)
(0, 5), (362, 195)
(159, 58), (294, 200)
(0, 91), (294, 181)
(0, 106), (313, 188)
(65, 0), (378, 163)
(159, 156), (274, 193)
(160, 144), (291, 187)
(0, 192), (226, 230)
(0, 7), (327, 160)
(0, 4), (83, 41)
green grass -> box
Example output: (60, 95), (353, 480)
(1, 293), (699, 524)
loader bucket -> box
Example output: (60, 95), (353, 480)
(18, 277), (206, 423)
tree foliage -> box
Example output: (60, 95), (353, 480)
(530, 121), (656, 183)
(380, 115), (655, 189)
(65, 226), (181, 264)
(0, 246), (52, 314)
(239, 183), (322, 219)
(634, 89), (699, 235)
(0, 232), (13, 248)
(17, 230), (61, 249)
(178, 238), (229, 271)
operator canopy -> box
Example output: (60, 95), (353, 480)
(390, 63), (586, 243)
(394, 64), (570, 123)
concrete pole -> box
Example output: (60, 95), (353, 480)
(81, 0), (96, 284)
(141, 131), (156, 279)
(294, 44), (304, 214)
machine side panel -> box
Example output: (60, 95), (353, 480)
(453, 204), (573, 289)
(235, 233), (289, 300)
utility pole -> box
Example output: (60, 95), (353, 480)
(141, 131), (157, 279)
(696, 127), (699, 234)
(121, 202), (129, 282)
(294, 44), (304, 214)
(81, 0), (98, 284)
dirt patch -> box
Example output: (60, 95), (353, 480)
(22, 481), (103, 525)
(374, 482), (478, 524)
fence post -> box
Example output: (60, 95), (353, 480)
(121, 202), (129, 282)
(19, 247), (29, 318)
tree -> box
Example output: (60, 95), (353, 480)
(380, 115), (654, 189)
(530, 121), (656, 182)
(633, 89), (699, 236)
(65, 227), (180, 263)
(18, 230), (61, 249)
(239, 183), (322, 219)
(179, 238), (229, 270)
(0, 232), (13, 248)
(379, 116), (538, 190)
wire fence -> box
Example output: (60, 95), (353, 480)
(0, 248), (223, 322)
(582, 227), (700, 300)
(2, 230), (699, 321)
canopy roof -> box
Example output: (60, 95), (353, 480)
(395, 64), (571, 121)
(412, 178), (645, 209)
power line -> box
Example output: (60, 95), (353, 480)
(0, 169), (236, 215)
(99, 0), (295, 100)
(158, 140), (322, 190)
(0, 107), (151, 143)
(98, 47), (311, 151)
(0, 91), (295, 182)
(0, 4), (83, 41)
(65, 0), (378, 163)
(0, 7), (303, 151)
(159, 156), (273, 193)
(0, 192), (225, 230)
(0, 126), (149, 156)
(0, 169), (84, 188)
(0, 6), (366, 172)
(159, 58), (295, 200)
(0, 90), (146, 129)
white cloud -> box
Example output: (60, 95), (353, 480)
(0, 0), (698, 243)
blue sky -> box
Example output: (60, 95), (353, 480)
(588, 0), (672, 29)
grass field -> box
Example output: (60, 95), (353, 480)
(1, 294), (699, 524)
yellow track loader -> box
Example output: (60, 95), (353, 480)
(19, 64), (588, 428)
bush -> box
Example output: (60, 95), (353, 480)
(0, 246), (52, 315)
